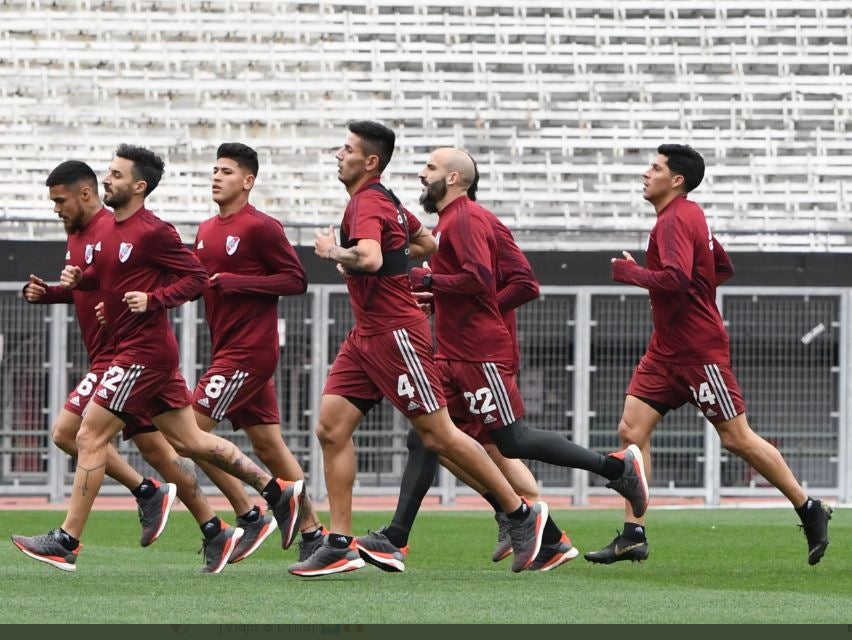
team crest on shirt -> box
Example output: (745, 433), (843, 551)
(119, 242), (133, 263)
(85, 244), (94, 264)
(226, 235), (240, 255)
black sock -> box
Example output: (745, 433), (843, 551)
(542, 516), (561, 545)
(795, 497), (818, 521)
(57, 528), (80, 551)
(327, 533), (352, 549)
(481, 492), (503, 513)
(302, 527), (324, 542)
(507, 501), (530, 521)
(238, 505), (261, 523)
(623, 522), (646, 541)
(131, 477), (158, 500)
(388, 429), (440, 539)
(261, 479), (282, 506)
(601, 455), (625, 481)
(200, 516), (223, 540)
(382, 525), (409, 548)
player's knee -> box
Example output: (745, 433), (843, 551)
(617, 419), (641, 445)
(52, 422), (77, 455)
(315, 419), (345, 449)
(75, 423), (107, 454)
(717, 424), (750, 456)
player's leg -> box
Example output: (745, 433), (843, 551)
(11, 401), (125, 571)
(153, 404), (304, 552)
(288, 394), (366, 577)
(714, 413), (831, 564)
(584, 394), (662, 565)
(243, 422), (325, 549)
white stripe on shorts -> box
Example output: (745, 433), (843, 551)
(393, 328), (439, 413)
(212, 370), (249, 421)
(704, 364), (736, 420)
(481, 362), (515, 425)
(109, 364), (144, 413)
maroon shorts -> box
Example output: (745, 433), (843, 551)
(89, 360), (193, 421)
(324, 320), (446, 418)
(193, 364), (280, 430)
(627, 355), (746, 424)
(439, 359), (525, 443)
(67, 367), (157, 440)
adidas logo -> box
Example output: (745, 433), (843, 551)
(197, 397), (210, 408)
(97, 389), (109, 399)
(70, 395), (80, 406)
(407, 401), (420, 411)
(483, 414), (497, 424)
(704, 408), (717, 418)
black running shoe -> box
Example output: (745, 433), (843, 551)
(229, 510), (277, 564)
(297, 527), (328, 563)
(492, 512), (513, 562)
(269, 478), (306, 550)
(136, 480), (177, 547)
(584, 530), (649, 564)
(799, 499), (832, 565)
(288, 537), (365, 577)
(605, 444), (649, 518)
(508, 500), (548, 573)
(200, 525), (243, 574)
(355, 528), (409, 572)
(11, 529), (81, 572)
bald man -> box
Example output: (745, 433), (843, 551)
(389, 147), (650, 565)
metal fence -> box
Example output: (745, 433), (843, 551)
(1, 282), (849, 504)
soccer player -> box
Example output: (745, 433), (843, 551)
(584, 144), (832, 565)
(288, 121), (549, 577)
(11, 145), (304, 573)
(192, 142), (326, 563)
(20, 160), (256, 573)
(356, 147), (648, 572)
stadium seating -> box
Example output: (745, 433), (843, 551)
(1, 1), (851, 249)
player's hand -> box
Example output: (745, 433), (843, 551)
(94, 301), (107, 326)
(336, 262), (347, 277)
(23, 274), (48, 302)
(60, 265), (83, 289)
(408, 261), (432, 291)
(611, 251), (635, 264)
(315, 225), (337, 260)
(412, 290), (434, 316)
(122, 291), (148, 313)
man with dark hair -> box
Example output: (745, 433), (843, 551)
(191, 142), (327, 564)
(19, 160), (257, 571)
(585, 143), (832, 565)
(12, 146), (305, 573)
(289, 121), (549, 577)
(356, 147), (648, 572)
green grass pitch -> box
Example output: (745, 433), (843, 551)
(1, 508), (848, 623)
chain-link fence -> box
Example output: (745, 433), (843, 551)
(0, 283), (848, 504)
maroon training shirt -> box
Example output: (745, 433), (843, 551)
(78, 206), (207, 370)
(194, 203), (307, 375)
(611, 195), (732, 364)
(429, 196), (515, 364)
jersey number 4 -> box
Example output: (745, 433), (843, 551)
(689, 382), (716, 406)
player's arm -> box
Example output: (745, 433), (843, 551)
(211, 220), (308, 296)
(411, 213), (493, 294)
(494, 229), (539, 312)
(139, 225), (208, 313)
(22, 274), (73, 304)
(315, 225), (383, 273)
(611, 214), (692, 293)
(713, 236), (735, 286)
(407, 212), (437, 260)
